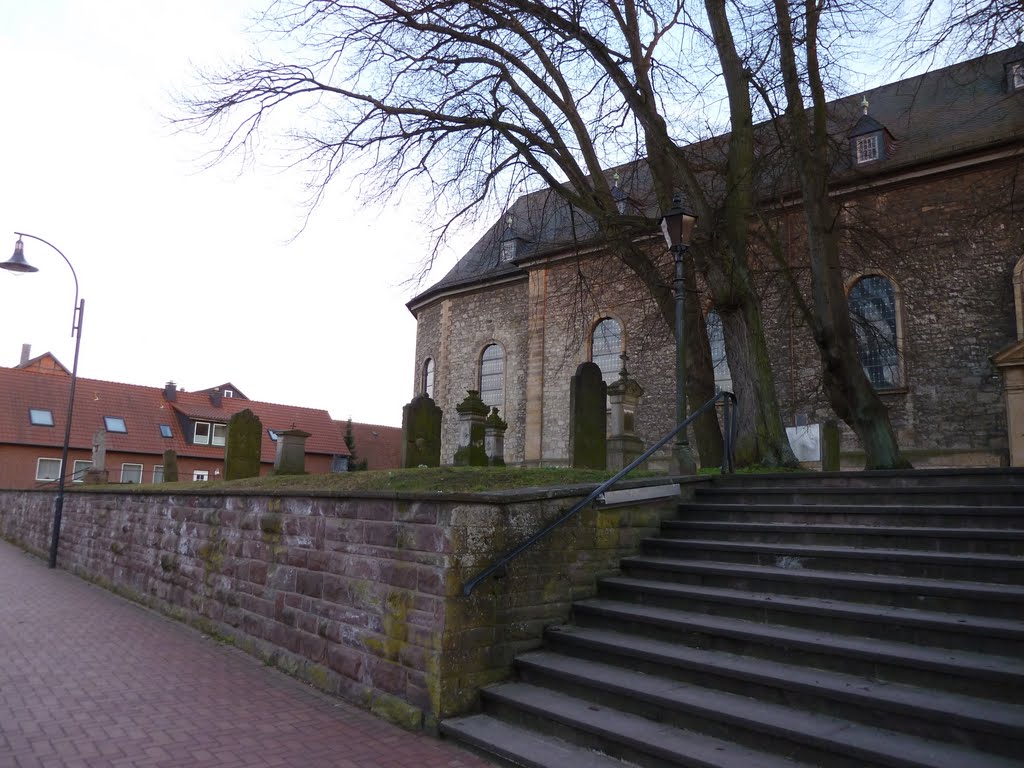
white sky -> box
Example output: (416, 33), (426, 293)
(0, 0), (468, 427)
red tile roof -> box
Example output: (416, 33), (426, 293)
(342, 422), (403, 470)
(0, 366), (348, 465)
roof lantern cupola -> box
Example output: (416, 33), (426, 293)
(499, 214), (521, 263)
(848, 93), (894, 167)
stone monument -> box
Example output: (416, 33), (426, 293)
(84, 429), (107, 484)
(568, 361), (607, 469)
(454, 390), (488, 466)
(224, 408), (262, 480)
(274, 428), (311, 475)
(484, 407), (508, 467)
(607, 354), (645, 471)
(401, 394), (443, 467)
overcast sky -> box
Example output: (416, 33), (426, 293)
(0, 0), (468, 427)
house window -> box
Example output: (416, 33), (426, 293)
(29, 408), (54, 426)
(223, 389), (234, 398)
(855, 134), (879, 164)
(212, 423), (227, 447)
(331, 456), (349, 473)
(159, 424), (173, 438)
(268, 429), (280, 441)
(423, 358), (435, 398)
(193, 470), (210, 482)
(706, 310), (733, 393)
(1008, 61), (1024, 91)
(104, 416), (127, 433)
(152, 465), (164, 483)
(848, 274), (901, 389)
(194, 421), (211, 445)
(479, 343), (505, 413)
(36, 458), (62, 482)
(500, 239), (517, 262)
(120, 463), (143, 484)
(72, 460), (92, 483)
(591, 318), (623, 384)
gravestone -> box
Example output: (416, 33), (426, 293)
(84, 429), (107, 484)
(485, 407), (508, 467)
(822, 420), (841, 472)
(607, 356), (645, 471)
(224, 408), (262, 480)
(454, 390), (488, 466)
(401, 394), (443, 467)
(569, 361), (607, 469)
(274, 428), (311, 475)
(162, 450), (179, 482)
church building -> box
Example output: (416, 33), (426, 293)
(408, 47), (1024, 468)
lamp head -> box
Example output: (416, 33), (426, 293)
(0, 238), (39, 274)
(659, 196), (698, 250)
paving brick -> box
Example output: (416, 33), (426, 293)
(0, 541), (494, 768)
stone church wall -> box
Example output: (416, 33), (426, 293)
(414, 280), (530, 463)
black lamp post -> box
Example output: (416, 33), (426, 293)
(659, 196), (698, 475)
(1, 233), (84, 569)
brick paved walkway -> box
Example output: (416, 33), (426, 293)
(0, 541), (495, 768)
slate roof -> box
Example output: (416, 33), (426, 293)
(0, 364), (349, 465)
(409, 45), (1024, 310)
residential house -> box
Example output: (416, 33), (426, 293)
(1, 349), (351, 488)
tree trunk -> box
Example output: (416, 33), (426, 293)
(772, 0), (911, 470)
(684, 258), (725, 467)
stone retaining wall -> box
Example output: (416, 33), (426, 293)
(0, 482), (689, 728)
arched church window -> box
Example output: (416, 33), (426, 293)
(479, 344), (505, 413)
(591, 318), (623, 384)
(422, 358), (435, 399)
(706, 310), (733, 393)
(848, 274), (901, 388)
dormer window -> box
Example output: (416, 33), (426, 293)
(856, 134), (880, 164)
(1009, 61), (1024, 91)
(223, 389), (234, 398)
(500, 239), (517, 262)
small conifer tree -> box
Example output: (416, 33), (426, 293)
(344, 417), (368, 471)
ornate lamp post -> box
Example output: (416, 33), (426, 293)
(1, 233), (84, 568)
(659, 196), (698, 475)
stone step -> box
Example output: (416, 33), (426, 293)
(440, 714), (639, 768)
(619, 556), (1024, 619)
(540, 625), (1024, 753)
(678, 502), (1024, 528)
(480, 682), (820, 768)
(661, 520), (1024, 555)
(596, 576), (1024, 655)
(640, 538), (1024, 584)
(508, 653), (1023, 768)
(693, 485), (1024, 507)
(570, 598), (1024, 702)
(707, 468), (1024, 490)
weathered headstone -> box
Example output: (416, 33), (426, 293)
(274, 428), (311, 475)
(401, 394), (443, 468)
(569, 361), (607, 469)
(454, 390), (488, 466)
(84, 429), (107, 484)
(607, 356), (645, 471)
(485, 407), (508, 467)
(224, 408), (262, 480)
(162, 449), (179, 482)
(822, 420), (841, 472)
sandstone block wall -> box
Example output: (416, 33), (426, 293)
(0, 482), (685, 727)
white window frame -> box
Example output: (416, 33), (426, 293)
(36, 458), (62, 482)
(855, 134), (879, 164)
(1009, 61), (1024, 91)
(29, 408), (54, 426)
(423, 357), (435, 398)
(152, 465), (164, 483)
(194, 421), (211, 445)
(120, 463), (143, 484)
(193, 469), (210, 482)
(72, 460), (92, 483)
(500, 239), (517, 262)
(211, 423), (227, 447)
(223, 389), (234, 398)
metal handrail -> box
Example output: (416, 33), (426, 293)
(462, 390), (737, 595)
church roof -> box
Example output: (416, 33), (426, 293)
(409, 45), (1024, 311)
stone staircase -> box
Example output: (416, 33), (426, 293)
(442, 469), (1024, 768)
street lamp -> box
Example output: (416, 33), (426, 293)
(1, 233), (84, 568)
(659, 196), (698, 475)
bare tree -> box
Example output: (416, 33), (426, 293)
(180, 0), (800, 467)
